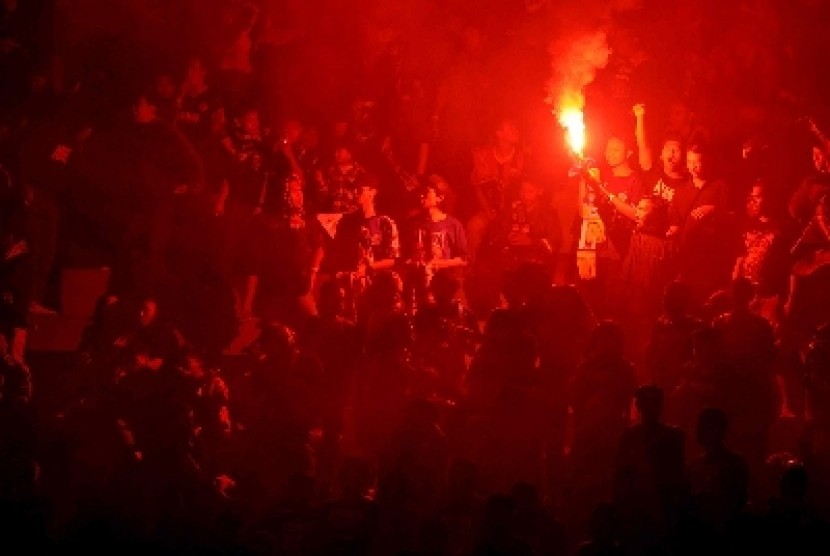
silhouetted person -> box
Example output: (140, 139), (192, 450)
(713, 277), (777, 483)
(615, 385), (685, 536)
(757, 462), (830, 556)
(646, 280), (702, 391)
(686, 408), (749, 529)
(569, 320), (636, 517)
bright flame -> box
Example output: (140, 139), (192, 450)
(558, 107), (586, 158)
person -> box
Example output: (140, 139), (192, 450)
(176, 57), (220, 146)
(646, 281), (702, 391)
(256, 174), (324, 328)
(614, 385), (685, 531)
(314, 143), (367, 214)
(493, 180), (561, 272)
(686, 408), (749, 530)
(590, 133), (644, 259)
(221, 105), (273, 319)
(569, 320), (637, 511)
(328, 175), (401, 317)
(713, 277), (778, 481)
(467, 118), (525, 263)
(668, 144), (731, 308)
(616, 195), (673, 350)
(733, 181), (788, 323)
(406, 181), (468, 312)
(110, 93), (205, 297)
(633, 103), (688, 208)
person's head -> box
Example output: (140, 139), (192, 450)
(495, 118), (520, 147)
(663, 280), (691, 318)
(334, 143), (354, 166)
(426, 174), (454, 213)
(139, 297), (158, 326)
(746, 180), (766, 219)
(634, 196), (655, 228)
(703, 289), (732, 323)
(357, 176), (378, 211)
(686, 143), (707, 180)
(519, 180), (543, 205)
(133, 94), (158, 124)
(420, 183), (445, 211)
(634, 384), (664, 424)
(605, 135), (633, 168)
(238, 107), (260, 135)
(660, 136), (684, 173)
(696, 407), (728, 450)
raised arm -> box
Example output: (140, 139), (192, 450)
(634, 103), (653, 171)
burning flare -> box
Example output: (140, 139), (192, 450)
(546, 30), (611, 159)
(558, 105), (586, 158)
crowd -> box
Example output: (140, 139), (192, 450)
(2, 0), (830, 554)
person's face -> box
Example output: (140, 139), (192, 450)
(686, 150), (704, 179)
(605, 137), (628, 168)
(520, 182), (541, 204)
(635, 198), (653, 227)
(241, 111), (260, 135)
(421, 187), (440, 209)
(335, 147), (353, 166)
(661, 140), (683, 171)
(746, 185), (764, 218)
(134, 96), (157, 123)
(139, 299), (158, 326)
(496, 121), (520, 146)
